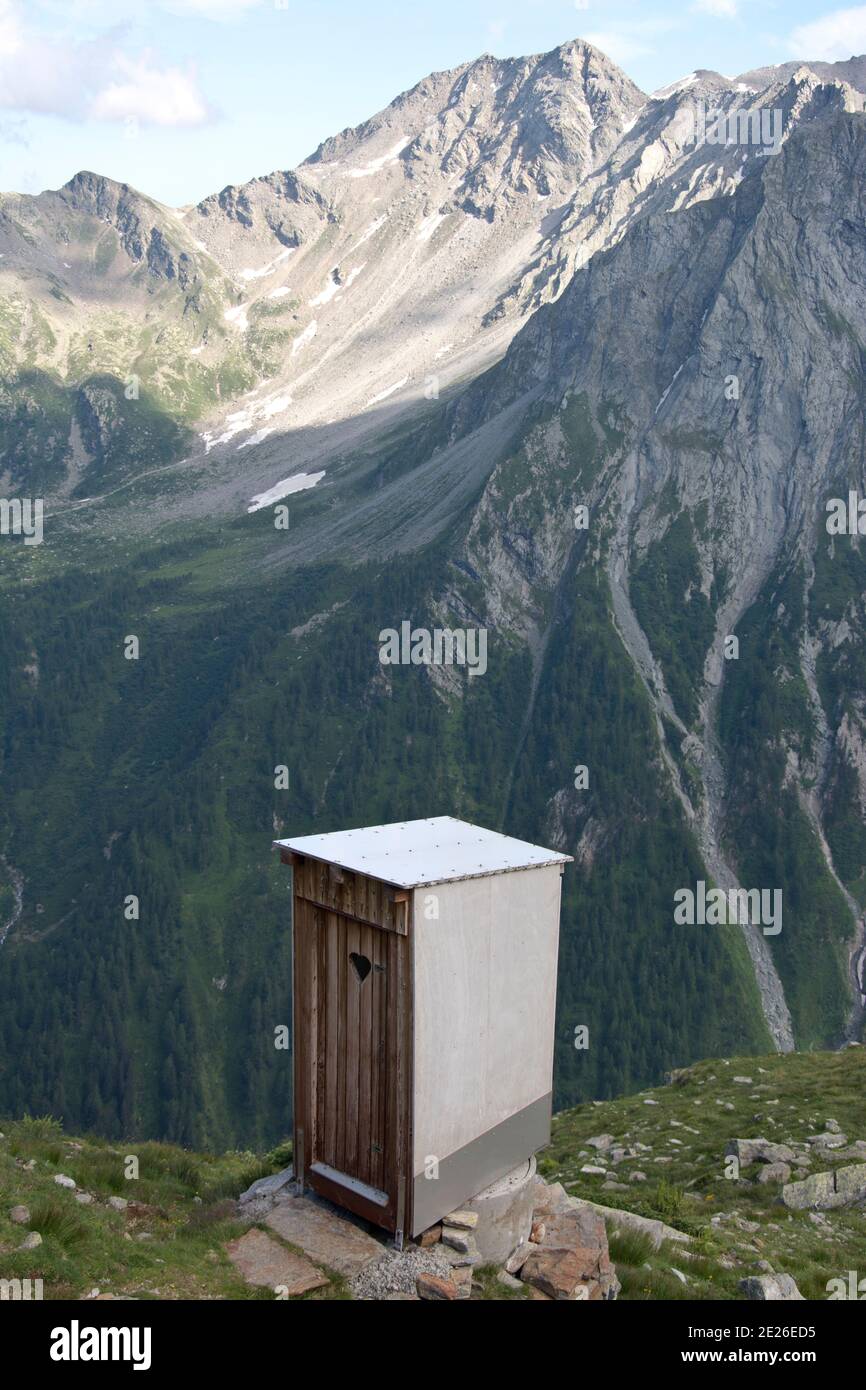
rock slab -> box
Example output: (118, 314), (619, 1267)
(739, 1274), (804, 1302)
(225, 1228), (328, 1295)
(265, 1195), (387, 1278)
(782, 1163), (866, 1211)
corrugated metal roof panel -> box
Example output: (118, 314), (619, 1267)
(274, 815), (572, 888)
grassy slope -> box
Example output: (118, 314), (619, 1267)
(542, 1048), (866, 1300)
(2, 1051), (864, 1301)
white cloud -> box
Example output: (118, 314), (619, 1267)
(790, 6), (866, 61)
(36, 0), (265, 16)
(574, 0), (591, 11)
(0, 2), (214, 126)
(692, 0), (738, 17)
(585, 18), (680, 64)
(584, 31), (650, 62)
(160, 0), (265, 18)
(90, 55), (212, 126)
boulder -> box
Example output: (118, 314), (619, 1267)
(834, 1164), (866, 1206)
(441, 1225), (473, 1253)
(521, 1246), (601, 1300)
(9, 1205), (29, 1225)
(739, 1274), (804, 1301)
(782, 1164), (866, 1211)
(444, 1209), (478, 1230)
(520, 1204), (619, 1301)
(530, 1180), (571, 1217)
(416, 1273), (459, 1301)
(569, 1196), (688, 1250)
(238, 1165), (294, 1205)
(444, 1235), (481, 1268)
(756, 1163), (791, 1185)
(586, 1135), (615, 1152)
(808, 1132), (847, 1150)
(504, 1244), (532, 1275)
(725, 1139), (796, 1166)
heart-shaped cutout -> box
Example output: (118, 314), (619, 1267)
(350, 952), (372, 983)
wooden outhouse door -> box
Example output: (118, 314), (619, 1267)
(287, 852), (410, 1236)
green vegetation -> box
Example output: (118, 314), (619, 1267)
(632, 509), (717, 727)
(542, 1048), (866, 1301)
(719, 563), (854, 1045)
(812, 528), (866, 905)
(0, 1114), (282, 1300)
(3, 1051), (863, 1300)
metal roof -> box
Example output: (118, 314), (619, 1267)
(274, 816), (572, 888)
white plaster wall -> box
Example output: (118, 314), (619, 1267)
(412, 864), (563, 1172)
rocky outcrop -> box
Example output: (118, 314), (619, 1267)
(782, 1163), (866, 1211)
(726, 1139), (797, 1166)
(520, 1204), (620, 1300)
(568, 1196), (690, 1251)
(739, 1274), (805, 1301)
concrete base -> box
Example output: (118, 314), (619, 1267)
(463, 1156), (537, 1264)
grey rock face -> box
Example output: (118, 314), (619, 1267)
(782, 1164), (866, 1210)
(726, 1139), (797, 1166)
(739, 1273), (805, 1301)
(238, 1165), (294, 1205)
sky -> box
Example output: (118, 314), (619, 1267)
(1, 0), (865, 206)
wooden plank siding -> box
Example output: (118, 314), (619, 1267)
(288, 851), (413, 1236)
(282, 849), (408, 934)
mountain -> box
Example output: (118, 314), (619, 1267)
(0, 38), (865, 1148)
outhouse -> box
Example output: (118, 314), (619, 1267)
(275, 816), (571, 1243)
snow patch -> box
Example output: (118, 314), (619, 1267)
(291, 320), (318, 356)
(310, 271), (341, 307)
(224, 303), (249, 332)
(417, 211), (445, 243)
(347, 215), (388, 254)
(237, 427), (274, 451)
(653, 73), (698, 100)
(655, 363), (684, 415)
(364, 376), (409, 408)
(247, 472), (326, 512)
(346, 136), (410, 178)
(310, 265), (365, 306)
(240, 248), (294, 282)
(260, 394), (292, 418)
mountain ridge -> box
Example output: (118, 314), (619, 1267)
(0, 36), (864, 1148)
